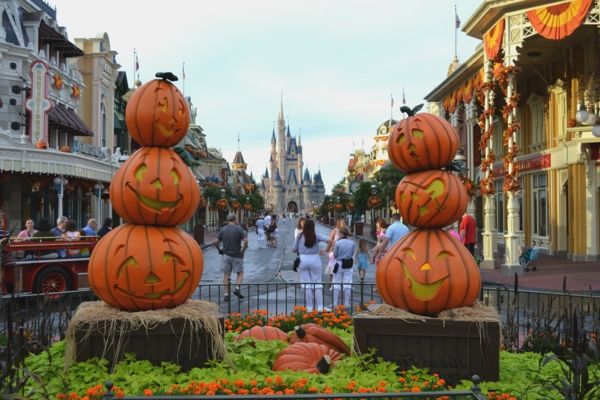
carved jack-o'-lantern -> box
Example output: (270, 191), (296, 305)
(110, 147), (200, 226)
(125, 75), (190, 147)
(88, 224), (203, 311)
(376, 229), (480, 316)
(395, 170), (468, 229)
(388, 106), (459, 173)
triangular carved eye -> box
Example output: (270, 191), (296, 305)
(117, 256), (138, 277)
(403, 247), (417, 260)
(436, 250), (453, 261)
(158, 97), (168, 113)
(396, 133), (406, 144)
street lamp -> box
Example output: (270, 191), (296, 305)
(93, 183), (103, 220)
(53, 176), (68, 219)
(370, 183), (377, 239)
(335, 195), (340, 225)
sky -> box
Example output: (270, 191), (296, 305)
(50, 0), (483, 192)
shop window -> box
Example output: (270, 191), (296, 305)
(495, 178), (504, 233)
(492, 116), (505, 158)
(101, 102), (107, 148)
(531, 172), (548, 237)
(527, 94), (545, 150)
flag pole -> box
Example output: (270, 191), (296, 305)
(390, 93), (394, 124)
(454, 4), (459, 61)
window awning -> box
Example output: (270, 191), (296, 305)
(48, 103), (94, 136)
(38, 20), (84, 58)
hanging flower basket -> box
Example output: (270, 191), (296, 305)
(60, 145), (71, 153)
(243, 203), (252, 211)
(367, 195), (382, 209)
(346, 201), (354, 211)
(216, 199), (229, 210)
(35, 140), (48, 149)
(231, 200), (241, 211)
(334, 203), (343, 211)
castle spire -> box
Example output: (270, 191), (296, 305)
(298, 128), (301, 146)
(279, 92), (284, 122)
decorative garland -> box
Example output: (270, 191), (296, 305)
(477, 65), (496, 196)
(497, 65), (521, 193)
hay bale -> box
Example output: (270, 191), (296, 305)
(65, 300), (226, 370)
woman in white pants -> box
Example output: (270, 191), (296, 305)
(293, 219), (331, 312)
(332, 227), (356, 309)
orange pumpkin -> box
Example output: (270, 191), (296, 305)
(110, 147), (200, 226)
(272, 342), (342, 373)
(395, 170), (468, 229)
(289, 323), (350, 355)
(88, 224), (203, 311)
(237, 326), (288, 342)
(376, 229), (480, 316)
(388, 106), (459, 173)
(125, 77), (190, 147)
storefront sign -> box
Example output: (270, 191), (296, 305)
(24, 61), (51, 146)
(493, 154), (551, 175)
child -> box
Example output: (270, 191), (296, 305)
(356, 239), (370, 282)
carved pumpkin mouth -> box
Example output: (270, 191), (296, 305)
(114, 271), (191, 300)
(401, 262), (448, 301)
(156, 121), (177, 137)
(127, 183), (182, 211)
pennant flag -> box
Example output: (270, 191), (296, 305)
(455, 8), (461, 29)
(135, 53), (139, 71)
(402, 88), (406, 105)
(390, 94), (394, 108)
(182, 62), (186, 80)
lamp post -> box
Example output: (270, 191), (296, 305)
(53, 176), (68, 219)
(370, 183), (377, 239)
(93, 183), (103, 220)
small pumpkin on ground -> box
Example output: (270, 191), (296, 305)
(272, 342), (342, 374)
(236, 326), (288, 342)
(289, 323), (350, 355)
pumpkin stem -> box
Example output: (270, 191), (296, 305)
(294, 326), (306, 338)
(155, 72), (178, 82)
(316, 355), (331, 374)
(400, 104), (424, 117)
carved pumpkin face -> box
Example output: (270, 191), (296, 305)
(388, 113), (459, 173)
(110, 147), (200, 225)
(88, 224), (203, 311)
(396, 170), (468, 229)
(376, 229), (480, 316)
(125, 78), (190, 147)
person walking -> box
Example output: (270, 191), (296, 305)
(372, 214), (409, 264)
(371, 219), (388, 265)
(355, 239), (370, 283)
(294, 216), (306, 239)
(332, 227), (356, 309)
(459, 212), (477, 256)
(216, 213), (248, 302)
(255, 215), (266, 249)
(81, 218), (97, 236)
(292, 219), (331, 312)
(97, 218), (113, 238)
(325, 218), (346, 289)
(263, 213), (272, 246)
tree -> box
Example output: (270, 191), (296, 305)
(373, 163), (405, 206)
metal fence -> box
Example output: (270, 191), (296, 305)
(2, 282), (599, 349)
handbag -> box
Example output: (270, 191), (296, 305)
(341, 258), (354, 269)
(293, 256), (300, 272)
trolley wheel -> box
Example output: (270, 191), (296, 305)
(33, 266), (72, 294)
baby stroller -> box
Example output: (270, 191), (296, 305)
(519, 241), (540, 272)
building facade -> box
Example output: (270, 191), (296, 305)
(425, 0), (600, 269)
(0, 0), (121, 231)
(261, 101), (324, 214)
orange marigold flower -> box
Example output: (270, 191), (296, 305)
(437, 379), (446, 386)
(143, 389), (153, 396)
(56, 395), (68, 400)
(411, 387), (421, 392)
(274, 375), (283, 385)
(205, 390), (215, 396)
(237, 389), (249, 395)
(323, 386), (333, 394)
(399, 377), (406, 383)
(308, 386), (319, 393)
(81, 397), (89, 400)
(284, 388), (295, 395)
(250, 379), (258, 387)
(234, 379), (245, 387)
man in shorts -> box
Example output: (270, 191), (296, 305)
(216, 213), (248, 302)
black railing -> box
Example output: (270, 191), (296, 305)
(2, 283), (599, 351)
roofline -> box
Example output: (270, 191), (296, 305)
(424, 49), (483, 101)
(463, 0), (571, 39)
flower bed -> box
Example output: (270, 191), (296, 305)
(16, 307), (599, 399)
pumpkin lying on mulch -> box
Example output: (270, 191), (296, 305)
(272, 342), (342, 374)
(236, 326), (288, 342)
(289, 323), (351, 355)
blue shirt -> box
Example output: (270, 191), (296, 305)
(81, 226), (96, 236)
(333, 238), (355, 261)
(385, 221), (409, 248)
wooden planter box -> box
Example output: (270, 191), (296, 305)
(354, 315), (500, 384)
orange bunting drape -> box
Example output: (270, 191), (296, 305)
(442, 68), (485, 112)
(484, 19), (505, 60)
(527, 0), (592, 40)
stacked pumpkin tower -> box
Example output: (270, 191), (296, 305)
(376, 105), (480, 316)
(88, 73), (203, 311)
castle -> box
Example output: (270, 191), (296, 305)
(260, 101), (325, 214)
